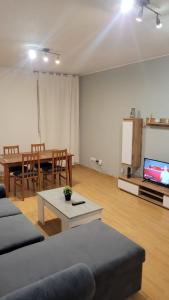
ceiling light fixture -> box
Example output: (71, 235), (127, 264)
(156, 14), (163, 29)
(55, 54), (61, 65)
(121, 0), (134, 13)
(135, 0), (163, 29)
(43, 55), (49, 62)
(136, 6), (143, 22)
(28, 47), (61, 65)
(28, 49), (37, 60)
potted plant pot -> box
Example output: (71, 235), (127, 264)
(63, 186), (72, 201)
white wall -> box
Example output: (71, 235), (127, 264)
(80, 56), (169, 176)
(0, 68), (39, 154)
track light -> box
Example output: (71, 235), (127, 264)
(136, 6), (143, 22)
(55, 55), (61, 65)
(43, 55), (49, 62)
(121, 0), (134, 13)
(28, 48), (61, 65)
(156, 14), (162, 29)
(28, 49), (37, 60)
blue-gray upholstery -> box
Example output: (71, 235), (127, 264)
(0, 184), (6, 199)
(0, 198), (21, 218)
(0, 184), (145, 300)
(0, 214), (44, 254)
(0, 220), (145, 299)
(0, 263), (95, 300)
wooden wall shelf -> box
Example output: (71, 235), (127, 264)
(146, 121), (169, 127)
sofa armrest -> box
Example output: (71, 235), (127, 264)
(0, 263), (95, 300)
(0, 185), (6, 199)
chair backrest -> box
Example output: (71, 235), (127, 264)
(3, 145), (19, 155)
(52, 149), (68, 172)
(31, 143), (45, 153)
(22, 152), (40, 179)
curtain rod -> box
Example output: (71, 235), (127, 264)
(33, 70), (78, 77)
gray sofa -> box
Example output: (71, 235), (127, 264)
(0, 184), (145, 300)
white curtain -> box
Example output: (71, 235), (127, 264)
(38, 73), (79, 163)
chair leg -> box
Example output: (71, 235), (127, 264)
(14, 177), (16, 196)
(33, 179), (35, 192)
(21, 180), (24, 201)
(27, 179), (29, 190)
(59, 173), (61, 186)
(9, 176), (11, 192)
(53, 173), (55, 185)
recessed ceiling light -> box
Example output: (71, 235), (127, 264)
(28, 49), (37, 60)
(121, 0), (134, 13)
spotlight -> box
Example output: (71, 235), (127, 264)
(136, 6), (143, 22)
(43, 55), (49, 62)
(28, 49), (37, 60)
(55, 55), (61, 65)
(121, 0), (134, 13)
(156, 14), (162, 29)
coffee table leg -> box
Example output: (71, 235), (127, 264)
(38, 196), (45, 224)
(61, 219), (70, 231)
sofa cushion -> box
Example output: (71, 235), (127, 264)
(0, 220), (145, 297)
(0, 214), (44, 255)
(0, 263), (95, 300)
(0, 198), (21, 218)
(0, 185), (6, 199)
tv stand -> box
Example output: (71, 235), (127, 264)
(118, 176), (169, 209)
(142, 178), (149, 183)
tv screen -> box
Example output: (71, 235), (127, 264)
(143, 158), (169, 187)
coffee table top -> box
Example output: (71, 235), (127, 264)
(37, 188), (103, 219)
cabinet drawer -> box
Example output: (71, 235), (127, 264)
(163, 195), (169, 208)
(118, 179), (139, 196)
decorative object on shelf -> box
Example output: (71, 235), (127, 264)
(146, 117), (169, 127)
(63, 186), (72, 201)
(127, 167), (132, 178)
(160, 118), (168, 124)
(130, 108), (136, 118)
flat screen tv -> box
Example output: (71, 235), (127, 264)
(143, 158), (169, 187)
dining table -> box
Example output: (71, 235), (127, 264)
(0, 150), (73, 196)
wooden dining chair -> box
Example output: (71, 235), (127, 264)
(54, 149), (69, 186)
(42, 149), (68, 188)
(31, 143), (52, 171)
(3, 145), (22, 192)
(3, 145), (20, 155)
(13, 152), (40, 200)
(31, 143), (45, 152)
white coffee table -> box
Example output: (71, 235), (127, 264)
(37, 188), (103, 231)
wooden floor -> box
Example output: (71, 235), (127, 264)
(7, 165), (169, 300)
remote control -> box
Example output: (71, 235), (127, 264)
(72, 200), (85, 206)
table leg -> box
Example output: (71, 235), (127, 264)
(61, 219), (71, 231)
(68, 156), (72, 187)
(37, 196), (45, 224)
(4, 165), (10, 196)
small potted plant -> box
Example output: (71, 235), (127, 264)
(63, 186), (72, 201)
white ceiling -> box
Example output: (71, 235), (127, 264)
(0, 0), (169, 75)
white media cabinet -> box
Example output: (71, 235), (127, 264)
(118, 176), (169, 209)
